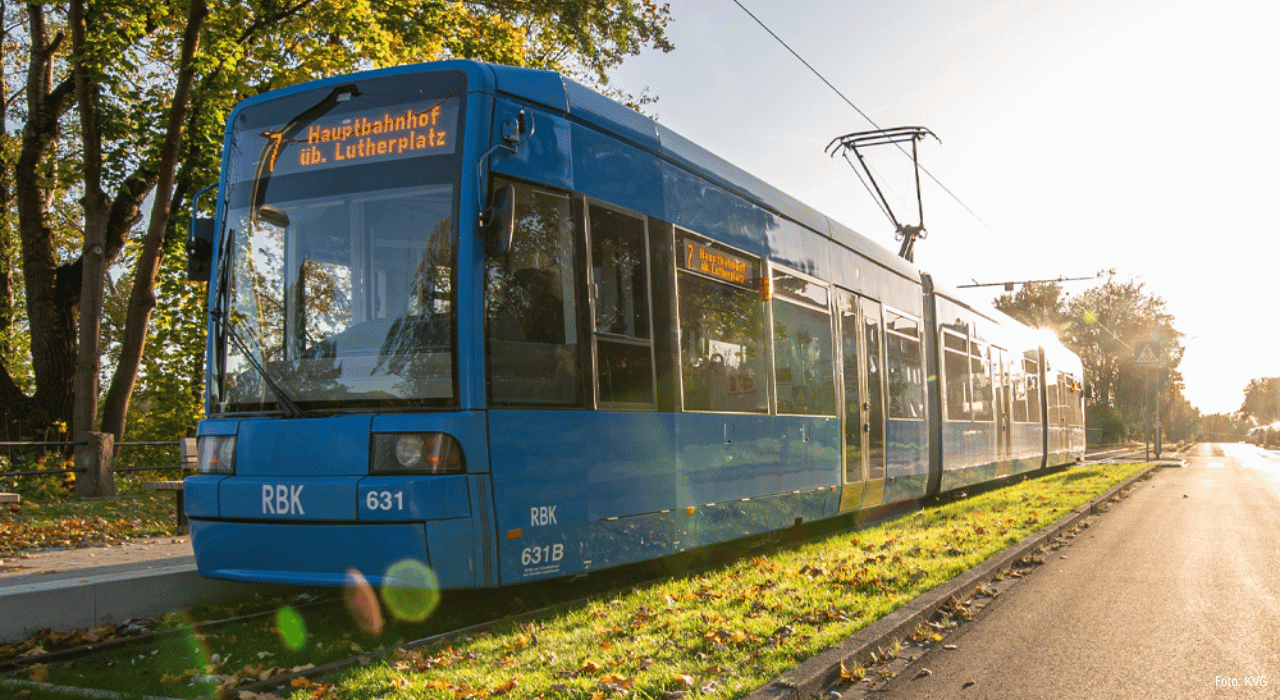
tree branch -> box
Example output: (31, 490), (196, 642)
(238, 0), (319, 46)
(100, 0), (208, 443)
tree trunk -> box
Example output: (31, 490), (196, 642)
(0, 0), (11, 365)
(10, 4), (77, 439)
(69, 0), (110, 439)
(100, 0), (208, 444)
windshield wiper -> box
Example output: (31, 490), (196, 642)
(211, 227), (306, 419)
(252, 83), (361, 211)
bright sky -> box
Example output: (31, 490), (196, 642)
(609, 0), (1280, 416)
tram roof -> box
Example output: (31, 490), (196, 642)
(486, 62), (920, 281)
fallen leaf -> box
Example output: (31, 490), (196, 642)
(599, 673), (634, 689)
(839, 659), (864, 682)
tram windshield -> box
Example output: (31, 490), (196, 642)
(212, 70), (466, 413)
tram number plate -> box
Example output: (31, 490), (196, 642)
(366, 490), (405, 511)
(521, 543), (564, 566)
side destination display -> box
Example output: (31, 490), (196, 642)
(681, 237), (755, 287)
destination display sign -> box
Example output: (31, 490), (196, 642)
(256, 96), (460, 177)
(681, 238), (756, 287)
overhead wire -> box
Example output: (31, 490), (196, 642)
(728, 0), (1003, 241)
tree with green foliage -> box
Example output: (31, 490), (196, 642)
(1061, 275), (1183, 423)
(1239, 377), (1280, 425)
(992, 281), (1066, 333)
(1200, 412), (1244, 442)
(0, 0), (673, 447)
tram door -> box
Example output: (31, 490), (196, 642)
(585, 203), (656, 408)
(993, 348), (1013, 477)
(838, 290), (887, 511)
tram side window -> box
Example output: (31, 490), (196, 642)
(971, 343), (994, 422)
(1046, 375), (1061, 425)
(886, 312), (925, 419)
(677, 238), (768, 413)
(1057, 371), (1075, 425)
(1064, 376), (1081, 426)
(1011, 364), (1029, 423)
(771, 277), (835, 416)
(590, 204), (655, 407)
(1024, 358), (1041, 423)
(942, 331), (969, 420)
(484, 181), (582, 406)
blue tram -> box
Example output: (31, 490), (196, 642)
(184, 60), (1085, 589)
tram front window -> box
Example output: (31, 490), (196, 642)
(213, 71), (465, 412)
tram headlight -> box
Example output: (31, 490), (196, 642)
(371, 433), (464, 475)
(197, 435), (236, 475)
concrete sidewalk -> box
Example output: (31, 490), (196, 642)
(1, 535), (194, 585)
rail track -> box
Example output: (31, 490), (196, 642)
(0, 525), (806, 698)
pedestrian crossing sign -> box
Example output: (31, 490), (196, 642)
(1134, 339), (1161, 366)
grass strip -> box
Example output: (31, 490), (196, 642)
(295, 463), (1146, 700)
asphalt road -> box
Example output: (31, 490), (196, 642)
(873, 444), (1280, 699)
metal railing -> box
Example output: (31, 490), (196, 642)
(0, 437), (196, 486)
(0, 440), (88, 477)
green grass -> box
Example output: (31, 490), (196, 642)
(4, 463), (1146, 699)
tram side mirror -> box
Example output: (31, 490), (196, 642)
(256, 204), (290, 228)
(186, 217), (214, 282)
(481, 183), (516, 256)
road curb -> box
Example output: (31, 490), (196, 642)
(0, 563), (307, 643)
(745, 461), (1174, 700)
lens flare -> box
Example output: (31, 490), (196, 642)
(380, 559), (440, 622)
(344, 567), (385, 635)
(156, 613), (219, 695)
(275, 605), (307, 651)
